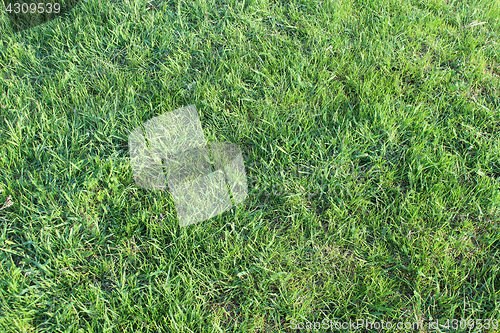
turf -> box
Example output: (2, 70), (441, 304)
(0, 0), (499, 331)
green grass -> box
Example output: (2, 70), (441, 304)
(0, 0), (499, 331)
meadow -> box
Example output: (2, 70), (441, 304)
(0, 0), (499, 331)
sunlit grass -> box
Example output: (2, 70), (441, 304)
(0, 0), (499, 331)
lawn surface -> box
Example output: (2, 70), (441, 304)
(0, 0), (499, 331)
